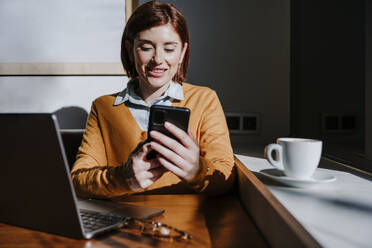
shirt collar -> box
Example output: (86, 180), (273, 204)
(114, 78), (184, 106)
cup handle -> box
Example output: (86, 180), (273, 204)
(264, 144), (283, 170)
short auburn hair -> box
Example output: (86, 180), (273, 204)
(121, 1), (190, 83)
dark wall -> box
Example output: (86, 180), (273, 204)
(291, 0), (365, 149)
(139, 0), (291, 144)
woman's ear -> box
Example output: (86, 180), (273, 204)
(125, 40), (133, 62)
(179, 42), (188, 64)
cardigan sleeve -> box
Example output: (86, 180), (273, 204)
(186, 90), (236, 194)
(70, 102), (134, 199)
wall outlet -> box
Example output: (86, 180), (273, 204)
(225, 113), (260, 134)
(341, 115), (356, 130)
(321, 113), (357, 133)
(324, 115), (339, 131)
(243, 116), (257, 130)
(226, 115), (240, 131)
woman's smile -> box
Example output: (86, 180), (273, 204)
(146, 66), (168, 78)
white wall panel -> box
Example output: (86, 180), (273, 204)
(0, 76), (128, 113)
(0, 0), (125, 63)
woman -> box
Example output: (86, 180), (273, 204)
(71, 1), (235, 199)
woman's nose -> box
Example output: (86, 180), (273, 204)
(153, 49), (164, 64)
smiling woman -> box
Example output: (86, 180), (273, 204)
(71, 1), (235, 199)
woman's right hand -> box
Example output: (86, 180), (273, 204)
(123, 142), (166, 191)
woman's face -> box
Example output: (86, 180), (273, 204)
(130, 23), (187, 90)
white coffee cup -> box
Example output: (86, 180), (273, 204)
(264, 138), (322, 179)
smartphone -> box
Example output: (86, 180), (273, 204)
(148, 105), (190, 142)
(146, 105), (190, 159)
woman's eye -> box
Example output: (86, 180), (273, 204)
(165, 48), (175, 53)
(140, 46), (152, 51)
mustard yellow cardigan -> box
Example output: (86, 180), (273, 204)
(71, 83), (235, 199)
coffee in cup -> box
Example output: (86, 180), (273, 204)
(264, 138), (322, 179)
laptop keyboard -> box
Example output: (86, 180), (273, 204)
(79, 209), (125, 232)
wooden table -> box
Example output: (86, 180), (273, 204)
(0, 194), (268, 248)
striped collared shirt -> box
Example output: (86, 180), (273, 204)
(114, 78), (184, 131)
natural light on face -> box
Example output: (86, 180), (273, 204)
(132, 23), (187, 91)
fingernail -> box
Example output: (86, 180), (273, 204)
(150, 131), (157, 137)
(164, 121), (171, 128)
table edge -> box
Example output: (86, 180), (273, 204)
(235, 156), (322, 248)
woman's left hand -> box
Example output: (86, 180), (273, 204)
(149, 121), (200, 182)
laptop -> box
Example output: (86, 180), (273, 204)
(0, 113), (164, 239)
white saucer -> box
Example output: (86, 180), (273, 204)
(259, 168), (336, 188)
